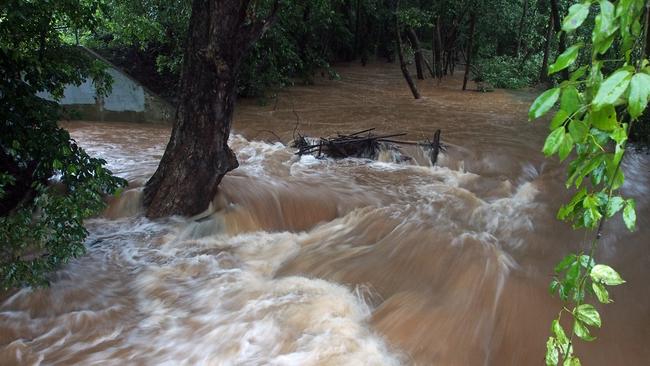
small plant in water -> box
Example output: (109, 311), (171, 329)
(528, 0), (649, 364)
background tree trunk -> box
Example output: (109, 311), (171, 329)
(549, 0), (569, 79)
(434, 17), (444, 79)
(406, 27), (425, 80)
(515, 0), (529, 56)
(462, 11), (477, 91)
(395, 1), (420, 99)
(143, 0), (278, 218)
(540, 13), (554, 82)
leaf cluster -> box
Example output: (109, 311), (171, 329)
(529, 1), (648, 364)
(1, 0), (126, 289)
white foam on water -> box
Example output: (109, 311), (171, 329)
(1, 217), (403, 365)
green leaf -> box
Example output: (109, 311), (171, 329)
(555, 254), (577, 273)
(549, 44), (583, 75)
(530, 88), (561, 120)
(551, 110), (570, 130)
(610, 125), (627, 145)
(596, 0), (616, 36)
(561, 86), (582, 115)
(590, 264), (625, 286)
(573, 319), (596, 341)
(592, 70), (632, 109)
(574, 304), (601, 328)
(566, 261), (581, 288)
(606, 196), (625, 217)
(591, 105), (618, 131)
(544, 127), (566, 156)
(563, 356), (581, 366)
(559, 189), (588, 220)
(578, 255), (595, 270)
(546, 337), (559, 366)
(550, 279), (561, 295)
(570, 66), (588, 81)
(559, 133), (574, 161)
(568, 120), (588, 142)
(623, 199), (636, 231)
(628, 73), (650, 119)
(583, 203), (602, 228)
(584, 209), (600, 228)
(53, 159), (63, 170)
(562, 3), (591, 32)
(592, 1), (617, 55)
(592, 282), (611, 303)
(552, 319), (569, 344)
(591, 163), (606, 185)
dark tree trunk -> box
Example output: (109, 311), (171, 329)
(431, 20), (438, 76)
(406, 27), (425, 80)
(549, 0), (569, 79)
(462, 12), (477, 91)
(360, 6), (372, 66)
(143, 0), (278, 218)
(515, 0), (529, 56)
(354, 0), (362, 59)
(433, 17), (444, 79)
(540, 13), (554, 82)
(450, 49), (456, 75)
(395, 1), (420, 99)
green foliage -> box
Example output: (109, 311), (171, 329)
(90, 0), (383, 98)
(529, 0), (649, 364)
(397, 7), (433, 29)
(1, 0), (126, 289)
(477, 55), (543, 89)
(549, 43), (584, 74)
(238, 0), (356, 96)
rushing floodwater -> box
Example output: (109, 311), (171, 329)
(1, 63), (649, 365)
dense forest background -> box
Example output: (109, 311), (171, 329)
(76, 0), (650, 140)
(88, 0), (558, 98)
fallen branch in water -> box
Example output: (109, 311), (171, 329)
(292, 128), (445, 166)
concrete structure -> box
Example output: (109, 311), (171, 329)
(38, 48), (174, 124)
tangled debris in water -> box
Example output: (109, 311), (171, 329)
(292, 128), (446, 166)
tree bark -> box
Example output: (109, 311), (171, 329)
(433, 17), (444, 79)
(549, 0), (569, 79)
(406, 27), (425, 79)
(540, 13), (554, 82)
(462, 11), (477, 91)
(354, 0), (362, 59)
(143, 0), (278, 218)
(395, 1), (420, 99)
(515, 0), (529, 56)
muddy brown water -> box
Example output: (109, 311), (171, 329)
(1, 63), (649, 365)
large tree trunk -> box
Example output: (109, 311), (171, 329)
(143, 0), (278, 218)
(462, 12), (477, 91)
(406, 27), (425, 80)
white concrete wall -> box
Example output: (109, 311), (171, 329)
(38, 67), (146, 112)
(103, 68), (145, 112)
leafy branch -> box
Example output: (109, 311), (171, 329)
(528, 1), (649, 364)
